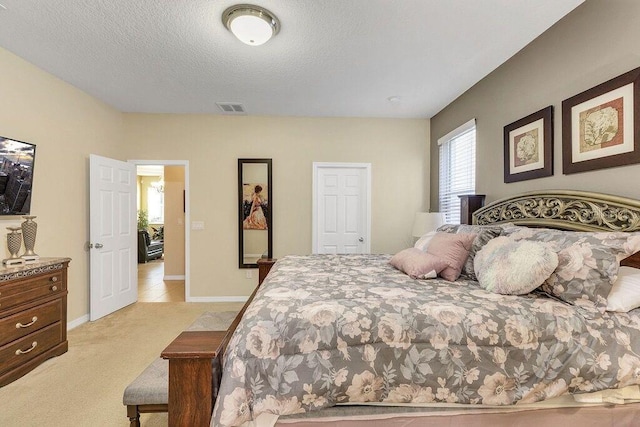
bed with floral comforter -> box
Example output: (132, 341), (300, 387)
(211, 253), (640, 426)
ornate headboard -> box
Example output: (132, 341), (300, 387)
(473, 190), (640, 268)
(473, 190), (640, 232)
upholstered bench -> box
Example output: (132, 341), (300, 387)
(123, 358), (169, 426)
(123, 311), (234, 427)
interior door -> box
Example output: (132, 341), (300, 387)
(89, 154), (137, 321)
(313, 163), (371, 254)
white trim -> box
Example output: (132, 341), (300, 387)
(312, 162), (372, 254)
(438, 118), (476, 146)
(67, 314), (89, 330)
(163, 275), (185, 280)
(129, 160), (190, 301)
(186, 296), (249, 303)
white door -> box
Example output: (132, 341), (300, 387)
(313, 163), (371, 254)
(89, 154), (137, 321)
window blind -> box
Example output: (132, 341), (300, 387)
(438, 119), (476, 224)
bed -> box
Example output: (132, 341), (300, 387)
(169, 190), (640, 427)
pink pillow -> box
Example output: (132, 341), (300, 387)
(426, 232), (477, 281)
(390, 248), (449, 279)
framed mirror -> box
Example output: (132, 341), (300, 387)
(238, 158), (272, 268)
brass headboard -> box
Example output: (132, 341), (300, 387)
(473, 190), (640, 232)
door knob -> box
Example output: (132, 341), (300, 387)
(93, 243), (104, 249)
(358, 237), (364, 242)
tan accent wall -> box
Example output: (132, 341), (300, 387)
(164, 166), (185, 276)
(0, 47), (123, 322)
(430, 0), (640, 208)
(122, 115), (430, 298)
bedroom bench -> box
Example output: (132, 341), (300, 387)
(123, 332), (226, 427)
(124, 258), (277, 427)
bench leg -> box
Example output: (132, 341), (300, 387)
(127, 405), (141, 427)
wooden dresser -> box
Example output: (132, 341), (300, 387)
(0, 257), (71, 387)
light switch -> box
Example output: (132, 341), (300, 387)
(191, 221), (205, 230)
(245, 270), (252, 279)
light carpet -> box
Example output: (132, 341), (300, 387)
(0, 302), (241, 427)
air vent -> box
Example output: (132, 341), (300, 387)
(216, 102), (246, 114)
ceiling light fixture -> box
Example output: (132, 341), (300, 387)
(222, 4), (280, 46)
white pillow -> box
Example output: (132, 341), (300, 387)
(607, 266), (640, 312)
(414, 231), (437, 251)
(474, 236), (558, 295)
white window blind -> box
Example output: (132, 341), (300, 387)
(438, 119), (476, 224)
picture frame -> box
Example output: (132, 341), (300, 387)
(503, 106), (553, 183)
(562, 66), (640, 174)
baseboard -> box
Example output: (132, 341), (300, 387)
(163, 275), (185, 280)
(186, 296), (249, 303)
(67, 314), (89, 330)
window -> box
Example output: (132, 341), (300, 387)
(438, 119), (476, 224)
(147, 185), (164, 224)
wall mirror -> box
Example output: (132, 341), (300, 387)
(238, 158), (272, 268)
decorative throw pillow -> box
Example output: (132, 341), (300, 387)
(474, 236), (558, 295)
(508, 229), (640, 312)
(389, 248), (449, 279)
(425, 232), (477, 281)
(414, 231), (437, 252)
(607, 266), (640, 312)
(436, 224), (503, 281)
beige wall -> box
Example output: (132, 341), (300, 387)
(164, 166), (185, 276)
(122, 115), (430, 298)
(0, 44), (430, 317)
(0, 47), (124, 323)
(430, 0), (640, 208)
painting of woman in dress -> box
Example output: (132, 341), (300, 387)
(242, 183), (268, 230)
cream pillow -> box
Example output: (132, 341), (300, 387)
(474, 236), (558, 295)
(606, 266), (640, 312)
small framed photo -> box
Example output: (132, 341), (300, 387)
(503, 106), (553, 183)
(562, 67), (640, 174)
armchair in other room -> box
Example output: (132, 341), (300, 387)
(138, 230), (163, 263)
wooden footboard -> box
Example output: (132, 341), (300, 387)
(161, 258), (277, 427)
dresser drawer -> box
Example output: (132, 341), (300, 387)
(0, 299), (62, 347)
(0, 322), (63, 373)
(0, 271), (65, 312)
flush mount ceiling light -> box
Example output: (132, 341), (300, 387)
(222, 4), (280, 46)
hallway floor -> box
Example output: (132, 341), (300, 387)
(137, 259), (185, 302)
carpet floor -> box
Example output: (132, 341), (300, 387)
(0, 302), (242, 427)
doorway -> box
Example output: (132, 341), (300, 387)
(312, 162), (371, 254)
(131, 160), (189, 302)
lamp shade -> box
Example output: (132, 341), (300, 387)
(412, 212), (446, 238)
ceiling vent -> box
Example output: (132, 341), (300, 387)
(216, 102), (246, 114)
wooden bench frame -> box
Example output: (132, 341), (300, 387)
(152, 258), (276, 427)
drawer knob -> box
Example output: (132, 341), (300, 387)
(15, 341), (37, 355)
(51, 285), (58, 292)
(16, 316), (38, 329)
(50, 276), (58, 283)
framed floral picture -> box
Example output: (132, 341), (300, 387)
(503, 106), (553, 183)
(562, 66), (640, 174)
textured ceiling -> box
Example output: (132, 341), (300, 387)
(0, 0), (583, 118)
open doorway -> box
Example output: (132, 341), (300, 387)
(131, 160), (189, 302)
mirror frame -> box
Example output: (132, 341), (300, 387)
(238, 158), (273, 269)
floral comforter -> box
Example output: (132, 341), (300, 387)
(212, 254), (640, 426)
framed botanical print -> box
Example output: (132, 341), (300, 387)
(562, 66), (640, 174)
(503, 106), (553, 183)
